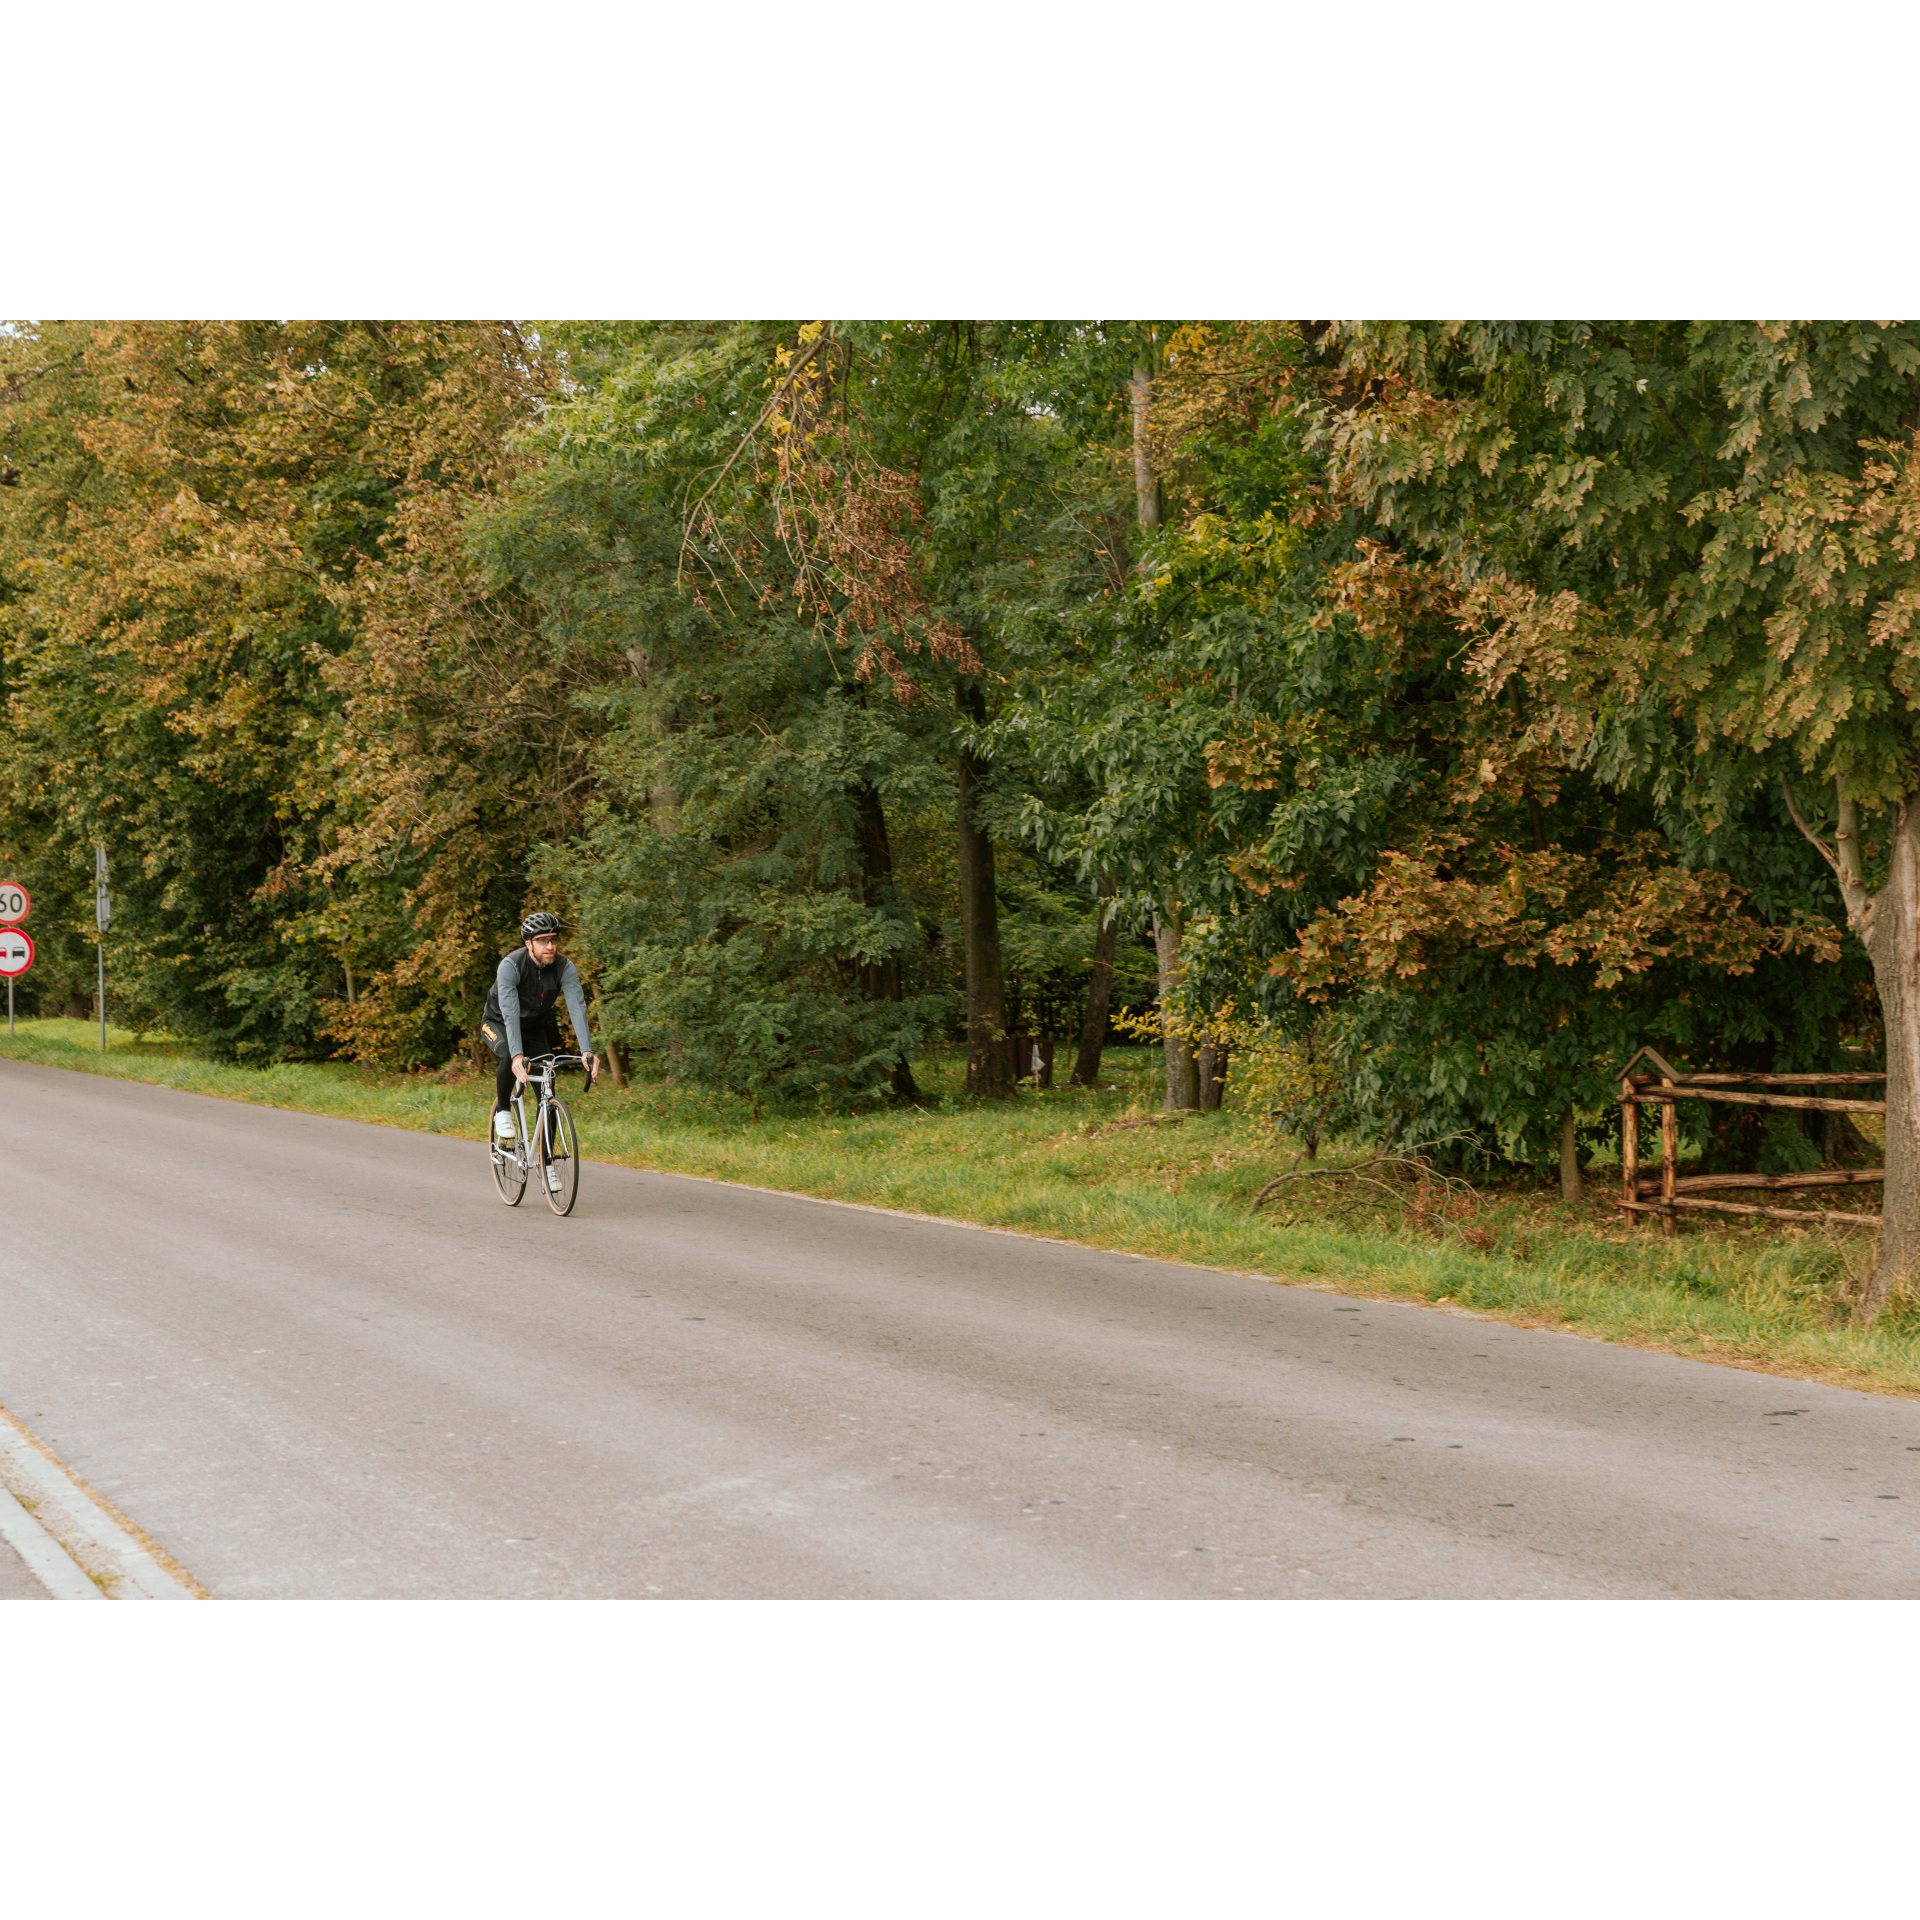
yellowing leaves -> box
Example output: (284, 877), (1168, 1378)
(1275, 832), (1841, 1001)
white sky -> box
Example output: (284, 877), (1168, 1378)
(11, 1), (1917, 317)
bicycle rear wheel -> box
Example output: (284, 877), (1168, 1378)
(539, 1098), (579, 1216)
(492, 1113), (528, 1206)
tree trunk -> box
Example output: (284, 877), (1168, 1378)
(1785, 780), (1920, 1317)
(1198, 1040), (1226, 1110)
(1134, 360), (1195, 1113)
(854, 779), (923, 1105)
(1858, 799), (1920, 1314)
(1070, 876), (1119, 1087)
(1819, 1107), (1874, 1165)
(586, 985), (629, 1088)
(1559, 1109), (1583, 1201)
(1130, 365), (1163, 533)
(1154, 907), (1199, 1111)
(957, 679), (1012, 1099)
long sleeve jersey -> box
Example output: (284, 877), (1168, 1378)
(484, 948), (594, 1060)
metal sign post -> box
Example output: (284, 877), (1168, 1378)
(0, 882), (28, 1035)
(95, 846), (110, 1052)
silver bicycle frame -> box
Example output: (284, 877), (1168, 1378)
(502, 1054), (571, 1177)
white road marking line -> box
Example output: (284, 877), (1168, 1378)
(0, 1485), (104, 1601)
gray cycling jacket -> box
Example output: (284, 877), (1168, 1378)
(481, 947), (593, 1062)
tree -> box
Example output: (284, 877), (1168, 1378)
(830, 322), (1080, 1097)
(998, 324), (1423, 1115)
(474, 322), (952, 1105)
(0, 319), (557, 1062)
(1129, 338), (1203, 1108)
(988, 323), (1276, 1108)
(993, 322), (1861, 1186)
(0, 321), (371, 1054)
(667, 320), (1087, 1099)
(308, 321), (601, 1065)
(1322, 321), (1920, 1300)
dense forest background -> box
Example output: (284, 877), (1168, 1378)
(3, 319), (1907, 1194)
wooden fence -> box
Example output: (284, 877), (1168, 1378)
(1617, 1045), (1886, 1235)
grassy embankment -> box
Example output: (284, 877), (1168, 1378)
(5, 1015), (1919, 1399)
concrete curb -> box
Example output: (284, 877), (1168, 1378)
(0, 1418), (200, 1600)
(0, 1484), (104, 1600)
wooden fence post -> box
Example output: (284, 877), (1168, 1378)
(1660, 1072), (1678, 1237)
(1613, 1048), (1886, 1229)
(1621, 1075), (1640, 1227)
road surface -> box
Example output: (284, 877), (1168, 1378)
(0, 1533), (50, 1599)
(2, 1058), (1917, 1597)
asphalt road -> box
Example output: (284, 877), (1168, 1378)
(0, 1534), (49, 1599)
(3, 1057), (1918, 1598)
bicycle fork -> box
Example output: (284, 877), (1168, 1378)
(522, 1090), (563, 1192)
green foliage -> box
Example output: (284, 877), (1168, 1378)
(0, 320), (550, 1063)
(980, 323), (1865, 1170)
(480, 324), (951, 1105)
(559, 665), (950, 1103)
(0, 324), (356, 1056)
(0, 315), (1894, 1165)
(1324, 320), (1920, 823)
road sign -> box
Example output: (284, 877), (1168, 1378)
(0, 929), (33, 977)
(95, 846), (110, 935)
(0, 881), (27, 924)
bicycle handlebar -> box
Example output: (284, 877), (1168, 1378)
(522, 1052), (596, 1092)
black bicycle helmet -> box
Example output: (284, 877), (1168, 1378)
(520, 910), (564, 939)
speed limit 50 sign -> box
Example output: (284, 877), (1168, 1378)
(0, 881), (27, 924)
(0, 928), (32, 977)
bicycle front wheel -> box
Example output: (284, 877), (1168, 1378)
(539, 1098), (580, 1216)
(492, 1121), (528, 1207)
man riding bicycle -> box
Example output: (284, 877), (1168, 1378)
(481, 912), (600, 1145)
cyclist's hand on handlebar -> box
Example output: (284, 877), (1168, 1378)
(512, 1054), (531, 1085)
(582, 1052), (599, 1088)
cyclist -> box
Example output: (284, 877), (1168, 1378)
(481, 912), (599, 1146)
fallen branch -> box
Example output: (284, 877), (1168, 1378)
(1249, 1133), (1477, 1216)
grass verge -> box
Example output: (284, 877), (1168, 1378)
(6, 1017), (1920, 1400)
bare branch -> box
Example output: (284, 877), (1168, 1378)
(1781, 772), (1842, 879)
(677, 328), (834, 586)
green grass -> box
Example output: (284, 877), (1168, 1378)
(8, 1015), (1920, 1400)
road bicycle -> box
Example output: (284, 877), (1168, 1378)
(491, 1053), (591, 1216)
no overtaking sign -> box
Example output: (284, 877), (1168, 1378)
(0, 880), (29, 977)
(0, 881), (30, 1033)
